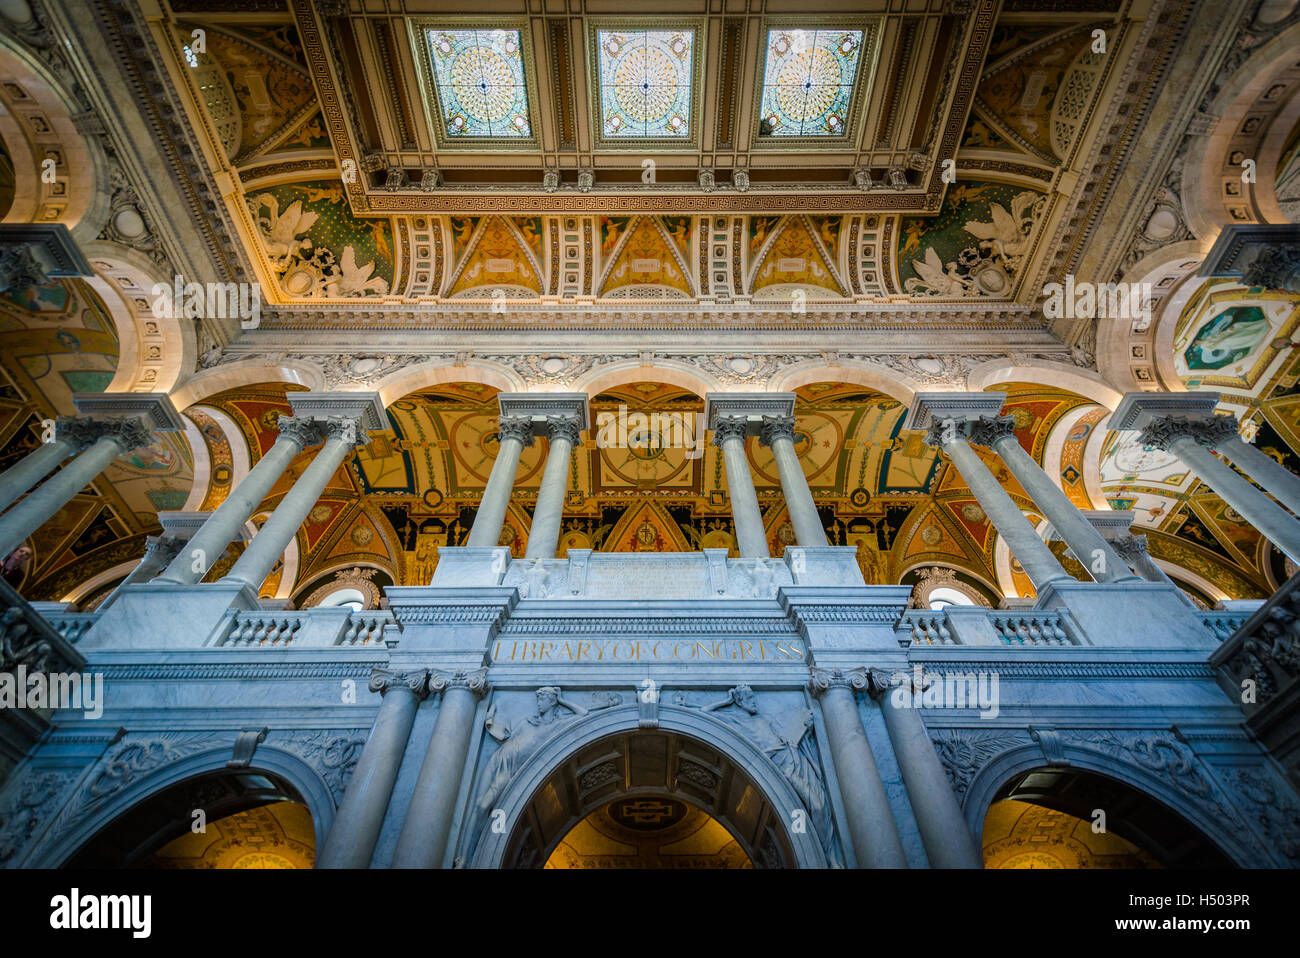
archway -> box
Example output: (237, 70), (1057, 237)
(62, 768), (315, 869)
(981, 766), (1234, 869)
(472, 705), (829, 868)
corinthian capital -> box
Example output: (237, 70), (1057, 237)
(428, 667), (490, 697)
(274, 415), (326, 449)
(370, 667), (430, 699)
(92, 416), (153, 452)
(1109, 532), (1148, 563)
(324, 415), (365, 446)
(142, 534), (183, 564)
(53, 416), (98, 451)
(497, 416), (536, 448)
(711, 416), (749, 447)
(966, 414), (1016, 449)
(545, 415), (583, 448)
(758, 414), (797, 448)
(807, 666), (870, 696)
(1137, 414), (1237, 451)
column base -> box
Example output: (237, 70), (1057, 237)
(428, 547), (513, 587)
(79, 580), (260, 651)
(1033, 579), (1218, 649)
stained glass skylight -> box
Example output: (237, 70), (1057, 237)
(596, 30), (695, 139)
(425, 28), (531, 138)
(759, 29), (864, 137)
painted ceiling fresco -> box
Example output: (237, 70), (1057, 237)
(154, 12), (1115, 315)
(0, 280), (194, 602)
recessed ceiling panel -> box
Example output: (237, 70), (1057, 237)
(596, 29), (695, 139)
(426, 28), (532, 137)
(759, 29), (864, 138)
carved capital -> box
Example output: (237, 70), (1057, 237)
(1137, 414), (1237, 451)
(1110, 532), (1148, 563)
(429, 667), (490, 697)
(966, 414), (1016, 449)
(496, 416), (536, 448)
(274, 415), (326, 449)
(758, 414), (797, 448)
(142, 534), (182, 564)
(79, 416), (153, 452)
(324, 415), (364, 446)
(922, 420), (952, 449)
(53, 416), (98, 451)
(807, 666), (870, 696)
(369, 667), (430, 699)
(865, 667), (912, 697)
(545, 415), (583, 448)
(711, 415), (749, 447)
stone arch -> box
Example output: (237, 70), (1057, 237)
(967, 359), (1123, 409)
(960, 741), (1249, 867)
(1181, 20), (1300, 237)
(469, 702), (829, 868)
(575, 359), (717, 399)
(0, 34), (101, 231)
(169, 361), (325, 411)
(767, 359), (918, 406)
(27, 743), (336, 868)
(374, 360), (523, 408)
(81, 240), (193, 394)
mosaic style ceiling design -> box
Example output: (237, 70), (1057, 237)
(595, 30), (695, 139)
(134, 4), (1130, 320)
(425, 28), (532, 138)
(758, 29), (864, 138)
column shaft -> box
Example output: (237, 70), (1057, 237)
(761, 417), (828, 547)
(466, 422), (531, 548)
(1218, 437), (1300, 517)
(222, 426), (356, 591)
(390, 681), (483, 868)
(0, 434), (133, 559)
(525, 419), (578, 560)
(938, 434), (1070, 591)
(813, 677), (908, 868)
(716, 427), (769, 558)
(0, 438), (74, 514)
(1172, 436), (1300, 562)
(157, 421), (317, 585)
(987, 430), (1136, 583)
(318, 671), (426, 869)
(96, 536), (181, 610)
(874, 678), (983, 868)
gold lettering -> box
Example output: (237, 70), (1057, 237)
(539, 641), (554, 660)
(674, 641), (693, 660)
(741, 640), (754, 659)
(695, 640), (714, 659)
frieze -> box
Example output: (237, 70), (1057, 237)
(490, 637), (805, 664)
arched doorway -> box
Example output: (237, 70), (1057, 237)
(981, 767), (1233, 869)
(501, 729), (793, 868)
(64, 769), (315, 869)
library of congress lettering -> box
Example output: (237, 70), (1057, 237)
(2, 0), (1300, 872)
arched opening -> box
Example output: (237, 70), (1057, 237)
(63, 769), (316, 869)
(981, 767), (1234, 869)
(501, 728), (799, 869)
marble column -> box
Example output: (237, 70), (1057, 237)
(391, 668), (489, 869)
(760, 414), (828, 547)
(0, 417), (90, 514)
(868, 669), (983, 868)
(0, 417), (153, 559)
(713, 416), (769, 558)
(1139, 415), (1300, 562)
(466, 416), (534, 548)
(318, 668), (429, 869)
(96, 535), (184, 610)
(221, 416), (365, 592)
(156, 416), (325, 585)
(1210, 420), (1300, 517)
(524, 416), (581, 560)
(1110, 532), (1197, 607)
(969, 415), (1138, 583)
(924, 421), (1071, 591)
(808, 667), (908, 868)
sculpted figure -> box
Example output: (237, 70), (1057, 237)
(695, 684), (832, 850)
(476, 687), (619, 816)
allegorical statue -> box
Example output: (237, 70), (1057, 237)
(476, 686), (620, 816)
(688, 684), (833, 851)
